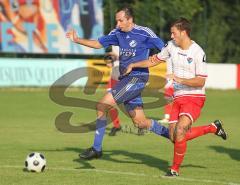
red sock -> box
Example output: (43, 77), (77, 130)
(109, 108), (120, 128)
(171, 138), (187, 172)
(186, 124), (217, 141)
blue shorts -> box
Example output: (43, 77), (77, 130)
(111, 74), (148, 112)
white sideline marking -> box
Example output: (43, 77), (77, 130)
(1, 165), (239, 185)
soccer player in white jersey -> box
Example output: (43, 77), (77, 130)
(124, 18), (227, 176)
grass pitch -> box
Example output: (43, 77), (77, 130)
(0, 88), (239, 185)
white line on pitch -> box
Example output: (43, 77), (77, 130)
(1, 165), (239, 185)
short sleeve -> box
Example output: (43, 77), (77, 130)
(98, 29), (119, 48)
(139, 27), (164, 50)
(156, 42), (171, 61)
(195, 51), (207, 78)
(145, 37), (164, 50)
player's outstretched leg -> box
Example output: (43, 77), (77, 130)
(149, 119), (169, 138)
(185, 120), (227, 141)
(165, 119), (227, 177)
(128, 107), (169, 138)
(80, 92), (116, 160)
(79, 118), (106, 160)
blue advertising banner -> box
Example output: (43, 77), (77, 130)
(0, 58), (88, 86)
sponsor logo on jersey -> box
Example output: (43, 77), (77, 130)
(129, 40), (137, 47)
(120, 48), (136, 57)
(187, 57), (193, 64)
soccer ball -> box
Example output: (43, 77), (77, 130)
(25, 152), (46, 172)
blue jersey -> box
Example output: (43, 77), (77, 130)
(98, 25), (164, 76)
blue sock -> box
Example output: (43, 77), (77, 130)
(149, 120), (169, 139)
(93, 118), (107, 151)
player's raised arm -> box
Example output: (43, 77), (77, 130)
(123, 54), (164, 75)
(66, 29), (103, 49)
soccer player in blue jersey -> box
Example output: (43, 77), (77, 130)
(66, 6), (169, 159)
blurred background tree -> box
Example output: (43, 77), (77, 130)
(103, 0), (240, 63)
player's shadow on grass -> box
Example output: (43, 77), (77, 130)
(71, 148), (207, 171)
(66, 147), (169, 173)
(39, 147), (207, 171)
(209, 146), (240, 162)
(181, 164), (207, 169)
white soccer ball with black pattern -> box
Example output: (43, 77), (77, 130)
(25, 152), (46, 172)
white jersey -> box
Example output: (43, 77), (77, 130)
(111, 46), (120, 80)
(157, 40), (207, 98)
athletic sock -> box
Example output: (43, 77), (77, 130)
(171, 138), (187, 172)
(149, 120), (169, 139)
(93, 118), (107, 151)
(109, 108), (120, 128)
(186, 124), (217, 141)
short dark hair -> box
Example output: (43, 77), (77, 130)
(116, 6), (134, 20)
(171, 17), (191, 36)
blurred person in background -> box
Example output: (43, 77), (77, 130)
(104, 46), (122, 136)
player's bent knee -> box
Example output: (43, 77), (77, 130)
(131, 118), (139, 126)
(96, 102), (108, 112)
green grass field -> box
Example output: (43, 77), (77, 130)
(0, 88), (239, 185)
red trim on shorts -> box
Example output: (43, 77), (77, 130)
(169, 120), (178, 124)
(179, 112), (194, 123)
(237, 64), (240, 89)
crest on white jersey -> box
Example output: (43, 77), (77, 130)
(187, 57), (193, 64)
(129, 40), (137, 47)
